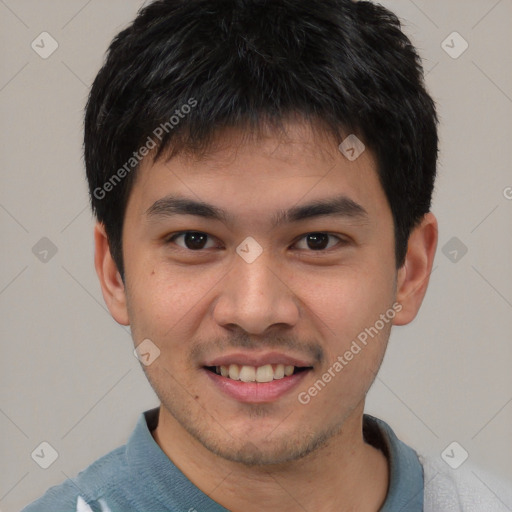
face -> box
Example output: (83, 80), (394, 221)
(117, 122), (401, 465)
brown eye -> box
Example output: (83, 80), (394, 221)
(294, 233), (341, 251)
(305, 233), (329, 250)
(169, 232), (215, 250)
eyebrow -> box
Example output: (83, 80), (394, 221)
(145, 194), (368, 228)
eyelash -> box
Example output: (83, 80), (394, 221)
(165, 231), (349, 252)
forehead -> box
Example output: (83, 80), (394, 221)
(126, 121), (389, 224)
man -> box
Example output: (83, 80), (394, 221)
(22, 0), (511, 511)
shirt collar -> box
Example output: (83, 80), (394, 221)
(364, 414), (424, 511)
(126, 408), (423, 511)
(126, 408), (228, 511)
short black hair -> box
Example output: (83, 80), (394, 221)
(84, 0), (438, 278)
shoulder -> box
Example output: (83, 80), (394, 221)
(21, 445), (128, 512)
(419, 454), (512, 512)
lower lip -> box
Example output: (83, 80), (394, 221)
(203, 368), (310, 403)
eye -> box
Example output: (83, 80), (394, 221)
(167, 231), (218, 250)
(293, 232), (346, 251)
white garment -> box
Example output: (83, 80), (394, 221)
(76, 496), (112, 512)
(421, 455), (512, 512)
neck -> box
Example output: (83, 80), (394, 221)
(152, 403), (389, 512)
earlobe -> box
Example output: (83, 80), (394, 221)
(94, 222), (130, 326)
(393, 212), (438, 326)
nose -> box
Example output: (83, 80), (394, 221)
(212, 251), (300, 335)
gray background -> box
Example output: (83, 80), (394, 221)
(1, 0), (511, 510)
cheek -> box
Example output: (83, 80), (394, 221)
(126, 264), (221, 344)
(297, 265), (395, 333)
(293, 266), (395, 398)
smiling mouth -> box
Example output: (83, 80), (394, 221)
(204, 364), (312, 383)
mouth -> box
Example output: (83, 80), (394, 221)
(204, 363), (311, 383)
(201, 353), (314, 403)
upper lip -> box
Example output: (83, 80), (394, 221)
(203, 351), (313, 368)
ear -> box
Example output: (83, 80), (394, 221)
(393, 212), (438, 326)
(94, 222), (130, 325)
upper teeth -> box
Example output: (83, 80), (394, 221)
(216, 364), (295, 382)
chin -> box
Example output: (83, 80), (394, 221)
(190, 421), (338, 467)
